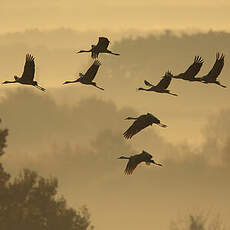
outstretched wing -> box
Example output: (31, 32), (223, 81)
(155, 72), (172, 89)
(21, 54), (35, 81)
(181, 56), (204, 79)
(144, 80), (153, 87)
(96, 37), (110, 50)
(123, 115), (153, 139)
(124, 155), (143, 175)
(203, 53), (225, 81)
(84, 60), (101, 82)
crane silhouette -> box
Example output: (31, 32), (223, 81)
(138, 71), (178, 96)
(172, 56), (204, 81)
(199, 53), (226, 88)
(63, 60), (104, 90)
(2, 54), (45, 91)
(123, 113), (167, 139)
(118, 150), (162, 175)
(77, 37), (120, 59)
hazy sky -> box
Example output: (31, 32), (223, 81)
(1, 0), (230, 32)
(1, 1), (230, 230)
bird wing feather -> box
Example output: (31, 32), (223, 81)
(96, 37), (110, 50)
(155, 73), (172, 89)
(124, 155), (143, 175)
(123, 114), (153, 139)
(21, 54), (35, 82)
(84, 60), (101, 82)
(180, 56), (204, 79)
(203, 53), (224, 81)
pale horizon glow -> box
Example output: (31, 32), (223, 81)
(1, 0), (230, 33)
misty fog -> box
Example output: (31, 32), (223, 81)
(1, 30), (230, 230)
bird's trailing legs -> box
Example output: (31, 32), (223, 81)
(34, 85), (46, 91)
(201, 81), (227, 88)
(217, 82), (227, 88)
(157, 123), (167, 128)
(93, 83), (104, 91)
(150, 160), (163, 167)
(169, 92), (178, 96)
(107, 50), (120, 56)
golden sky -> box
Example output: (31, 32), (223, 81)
(1, 0), (230, 32)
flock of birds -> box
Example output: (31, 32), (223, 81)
(2, 37), (226, 175)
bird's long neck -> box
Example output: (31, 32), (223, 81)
(78, 49), (92, 53)
(119, 156), (130, 159)
(138, 87), (149, 91)
(63, 79), (79, 85)
(125, 117), (138, 120)
(2, 80), (17, 84)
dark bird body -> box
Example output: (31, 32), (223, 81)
(77, 37), (120, 59)
(172, 56), (204, 81)
(118, 150), (162, 175)
(138, 71), (178, 96)
(2, 54), (45, 91)
(63, 60), (104, 90)
(199, 53), (226, 88)
(123, 113), (167, 139)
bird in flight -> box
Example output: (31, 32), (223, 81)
(172, 56), (204, 81)
(77, 37), (120, 59)
(63, 60), (104, 90)
(118, 150), (162, 175)
(199, 53), (226, 88)
(138, 71), (178, 96)
(123, 113), (167, 139)
(2, 54), (45, 91)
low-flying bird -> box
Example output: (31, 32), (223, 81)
(138, 71), (178, 96)
(123, 113), (167, 139)
(118, 150), (162, 175)
(63, 60), (104, 90)
(172, 56), (204, 81)
(199, 53), (226, 88)
(77, 37), (120, 59)
(2, 54), (45, 91)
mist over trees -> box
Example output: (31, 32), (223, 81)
(0, 120), (92, 230)
(171, 213), (226, 230)
(1, 29), (230, 230)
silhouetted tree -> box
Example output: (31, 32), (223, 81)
(170, 213), (226, 230)
(0, 119), (8, 157)
(0, 119), (10, 188)
(0, 119), (92, 230)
